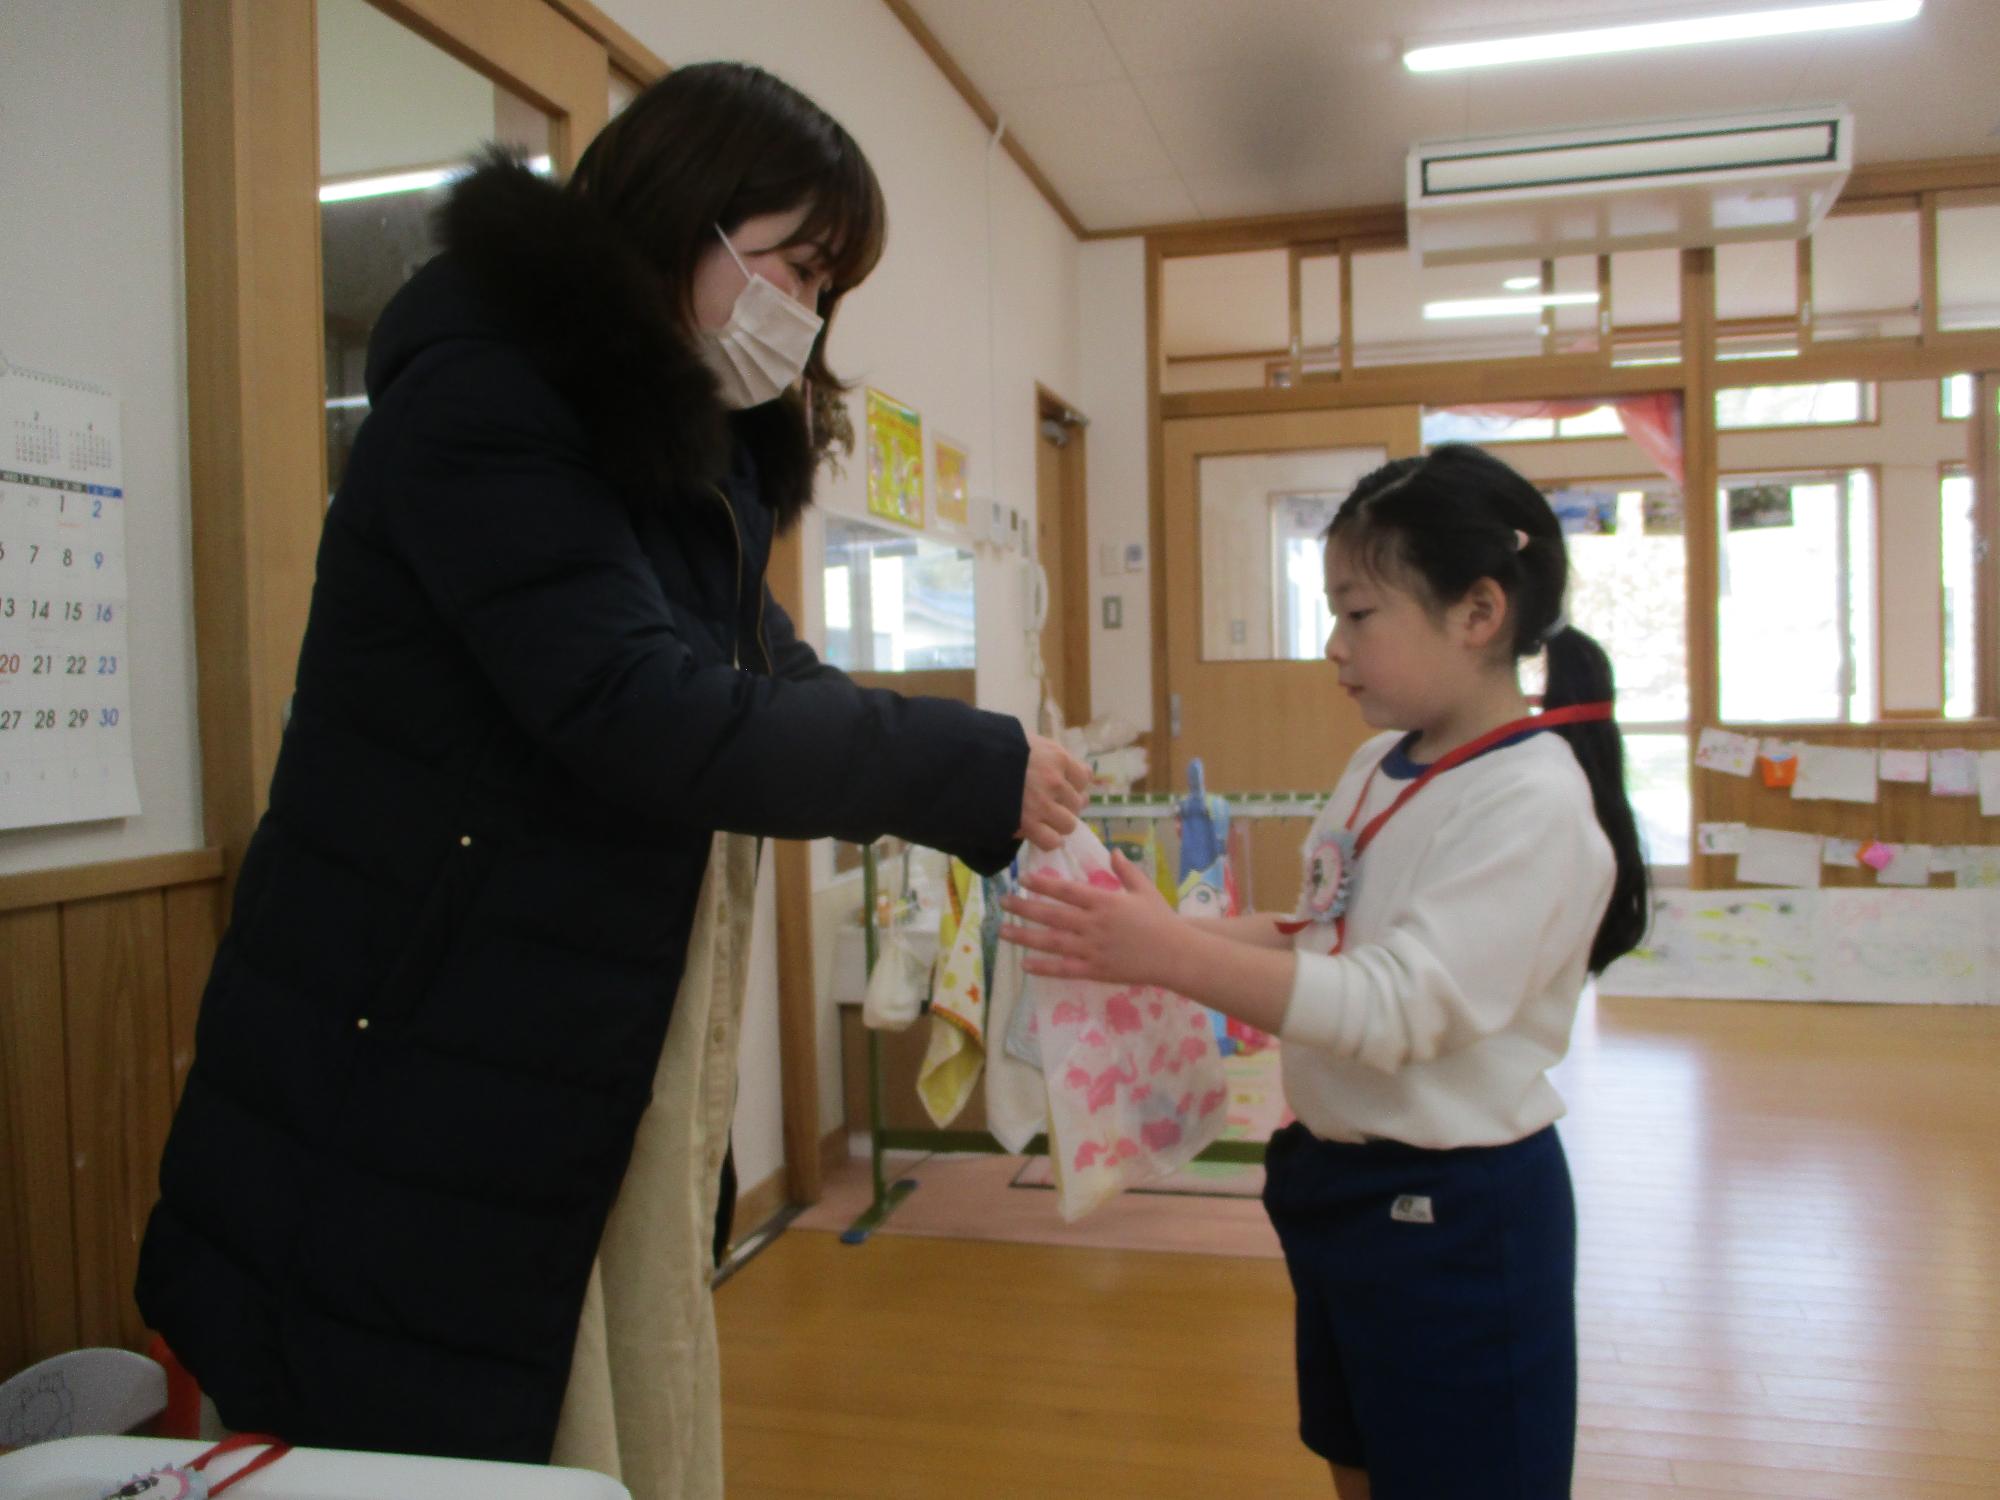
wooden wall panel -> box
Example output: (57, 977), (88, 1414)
(61, 892), (176, 1350)
(0, 858), (223, 1380)
(162, 881), (223, 1104)
(0, 909), (77, 1377)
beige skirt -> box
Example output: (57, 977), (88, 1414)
(551, 832), (759, 1500)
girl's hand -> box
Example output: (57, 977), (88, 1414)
(999, 851), (1180, 986)
(1016, 734), (1093, 851)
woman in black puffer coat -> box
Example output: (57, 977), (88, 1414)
(136, 62), (1087, 1470)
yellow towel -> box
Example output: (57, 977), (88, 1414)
(917, 860), (986, 1126)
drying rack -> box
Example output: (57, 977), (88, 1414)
(842, 789), (1326, 1243)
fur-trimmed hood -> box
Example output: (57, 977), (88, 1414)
(365, 155), (817, 526)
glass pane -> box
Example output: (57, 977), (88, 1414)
(822, 516), (975, 671)
(1717, 472), (1875, 722)
(1198, 447), (1386, 661)
(1351, 250), (1566, 368)
(1715, 238), (1801, 359)
(1298, 252), (1340, 376)
(1610, 248), (1680, 367)
(1716, 239), (1797, 320)
(318, 0), (553, 500)
(1624, 731), (1690, 868)
(1943, 374), (1974, 419)
(1943, 469), (1976, 719)
(1937, 191), (2000, 333)
(1559, 487), (1688, 723)
(1810, 209), (1920, 342)
(1160, 251), (1289, 390)
(1715, 381), (1869, 429)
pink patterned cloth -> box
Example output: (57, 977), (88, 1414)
(1023, 826), (1227, 1220)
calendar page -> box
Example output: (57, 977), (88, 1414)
(0, 366), (140, 829)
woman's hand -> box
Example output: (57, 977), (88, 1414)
(1016, 734), (1093, 851)
(999, 851), (1180, 986)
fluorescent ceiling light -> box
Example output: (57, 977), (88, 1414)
(1502, 275), (1543, 290)
(1404, 2), (1922, 73)
(320, 154), (552, 204)
(1424, 291), (1600, 320)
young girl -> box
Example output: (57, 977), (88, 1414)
(1000, 443), (1649, 1499)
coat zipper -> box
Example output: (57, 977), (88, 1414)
(707, 482), (772, 674)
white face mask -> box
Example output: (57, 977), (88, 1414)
(699, 224), (825, 410)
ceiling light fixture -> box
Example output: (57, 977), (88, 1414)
(1423, 291), (1600, 320)
(1403, 1), (1922, 73)
(1502, 275), (1543, 290)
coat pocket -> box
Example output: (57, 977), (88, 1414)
(368, 837), (494, 1028)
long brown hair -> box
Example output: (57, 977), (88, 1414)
(567, 61), (886, 399)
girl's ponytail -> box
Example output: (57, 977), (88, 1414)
(1332, 444), (1652, 973)
(1544, 624), (1650, 972)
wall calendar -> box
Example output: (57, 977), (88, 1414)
(0, 364), (140, 830)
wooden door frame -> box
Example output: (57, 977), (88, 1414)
(180, 0), (612, 888)
(1035, 383), (1092, 729)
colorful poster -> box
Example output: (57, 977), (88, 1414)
(933, 435), (969, 529)
(865, 388), (924, 529)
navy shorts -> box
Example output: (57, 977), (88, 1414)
(1261, 1121), (1577, 1499)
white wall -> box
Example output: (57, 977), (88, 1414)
(1077, 238), (1152, 733)
(594, 0), (1091, 1190)
(0, 1), (202, 875)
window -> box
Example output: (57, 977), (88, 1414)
(1714, 381), (1872, 429)
(1419, 404), (1625, 445)
(822, 516), (975, 671)
(1271, 493), (1337, 660)
(1717, 472), (1876, 723)
(1943, 374), (1973, 420)
(1943, 467), (1977, 719)
(1540, 485), (1691, 866)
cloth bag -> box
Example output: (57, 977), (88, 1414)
(861, 920), (930, 1031)
(1022, 825), (1229, 1220)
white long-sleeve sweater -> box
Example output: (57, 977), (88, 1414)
(1278, 728), (1616, 1149)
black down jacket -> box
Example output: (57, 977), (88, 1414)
(135, 159), (1026, 1461)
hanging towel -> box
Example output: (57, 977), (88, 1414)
(983, 931), (1045, 1153)
(917, 860), (988, 1126)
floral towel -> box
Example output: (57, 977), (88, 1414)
(917, 861), (987, 1126)
(1023, 825), (1227, 1220)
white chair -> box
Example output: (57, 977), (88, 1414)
(0, 1348), (167, 1447)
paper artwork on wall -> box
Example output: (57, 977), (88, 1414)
(1696, 821), (1748, 856)
(1792, 744), (1878, 804)
(1601, 889), (2000, 1003)
(1875, 843), (1935, 886)
(1981, 751), (2000, 817)
(933, 435), (969, 529)
(1694, 728), (1757, 777)
(1930, 748), (1979, 797)
(864, 388), (924, 529)
(1878, 749), (1928, 784)
(1736, 829), (1823, 887)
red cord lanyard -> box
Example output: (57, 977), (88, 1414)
(194, 1434), (291, 1496)
(107, 1434), (293, 1499)
(1278, 703), (1613, 947)
(1347, 703), (1613, 858)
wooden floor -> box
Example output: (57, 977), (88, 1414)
(716, 996), (2000, 1497)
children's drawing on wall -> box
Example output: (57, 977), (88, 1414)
(864, 387), (924, 529)
(933, 434), (968, 529)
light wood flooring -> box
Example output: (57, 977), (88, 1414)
(716, 995), (2000, 1497)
